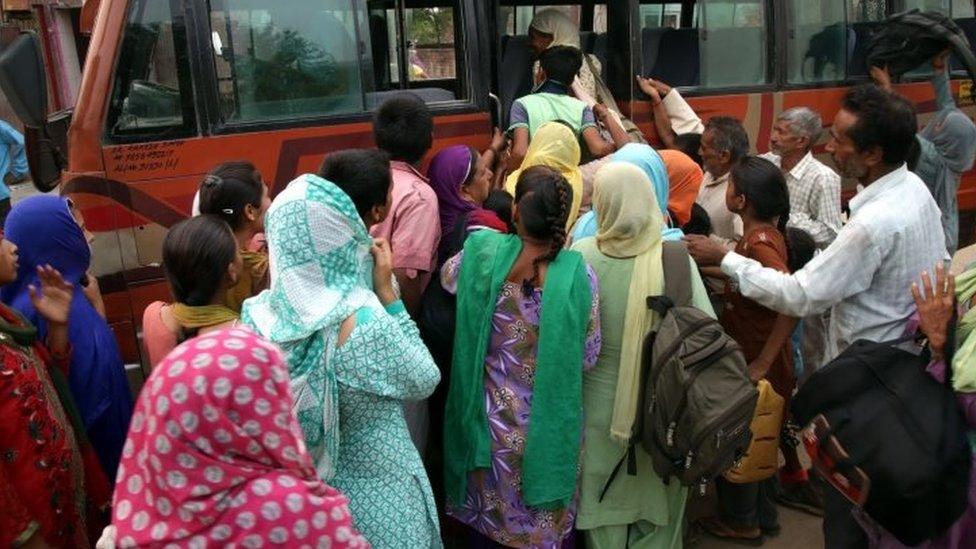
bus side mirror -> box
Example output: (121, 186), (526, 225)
(0, 32), (68, 193)
(0, 33), (48, 128)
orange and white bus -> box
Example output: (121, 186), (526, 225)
(2, 0), (974, 368)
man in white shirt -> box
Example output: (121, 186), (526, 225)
(686, 85), (947, 548)
(760, 107), (843, 249)
(697, 116), (748, 246)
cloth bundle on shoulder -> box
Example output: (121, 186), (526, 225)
(792, 337), (972, 546)
(867, 9), (976, 100)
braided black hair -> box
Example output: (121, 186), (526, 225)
(729, 156), (798, 269)
(513, 165), (572, 292)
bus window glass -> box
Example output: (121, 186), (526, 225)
(364, 1), (466, 106)
(403, 7), (458, 83)
(209, 0), (469, 124)
(500, 5), (583, 35)
(640, 0), (769, 89)
(955, 0), (975, 17)
(899, 0), (950, 12)
(846, 0), (888, 75)
(787, 1), (848, 84)
(849, 0), (888, 22)
(107, 0), (196, 139)
(700, 0), (769, 87)
(208, 0), (366, 123)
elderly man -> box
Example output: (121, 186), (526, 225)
(686, 84), (947, 548)
(761, 108), (843, 249)
(697, 116), (749, 245)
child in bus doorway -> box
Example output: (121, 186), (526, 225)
(696, 156), (801, 545)
(508, 46), (630, 170)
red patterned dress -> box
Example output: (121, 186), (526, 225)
(0, 303), (109, 547)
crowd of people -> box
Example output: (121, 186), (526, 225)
(3, 9), (976, 549)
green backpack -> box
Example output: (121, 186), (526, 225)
(601, 242), (758, 498)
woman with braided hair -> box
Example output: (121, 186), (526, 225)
(441, 165), (602, 548)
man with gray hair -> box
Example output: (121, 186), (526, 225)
(697, 116), (749, 245)
(760, 107), (843, 517)
(760, 107), (843, 249)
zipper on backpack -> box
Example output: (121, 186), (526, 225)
(685, 390), (758, 457)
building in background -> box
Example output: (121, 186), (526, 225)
(0, 0), (88, 128)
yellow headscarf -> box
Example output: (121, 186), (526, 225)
(506, 122), (584, 230)
(593, 162), (665, 443)
(529, 9), (581, 48)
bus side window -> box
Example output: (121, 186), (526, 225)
(208, 0), (367, 123)
(363, 1), (468, 108)
(106, 0), (196, 141)
(639, 0), (770, 90)
(787, 1), (848, 84)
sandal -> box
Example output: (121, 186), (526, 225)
(698, 516), (764, 546)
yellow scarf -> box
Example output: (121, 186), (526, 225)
(170, 303), (239, 330)
(593, 162), (665, 443)
(506, 123), (584, 230)
(227, 250), (270, 312)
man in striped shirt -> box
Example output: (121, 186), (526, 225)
(760, 107), (843, 250)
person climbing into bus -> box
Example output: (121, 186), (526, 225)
(872, 51), (976, 256)
(509, 46), (630, 170)
(637, 76), (705, 165)
(370, 94), (440, 319)
(528, 9), (602, 100)
(197, 161), (272, 313)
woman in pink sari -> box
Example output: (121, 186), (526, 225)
(110, 327), (369, 548)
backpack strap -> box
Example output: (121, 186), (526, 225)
(647, 241), (693, 315)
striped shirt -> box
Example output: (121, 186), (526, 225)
(760, 151), (843, 248)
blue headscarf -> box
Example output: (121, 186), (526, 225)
(1, 195), (133, 480)
(571, 143), (684, 242)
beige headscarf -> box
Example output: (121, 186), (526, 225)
(593, 162), (665, 443)
(506, 122), (584, 229)
(529, 9), (581, 48)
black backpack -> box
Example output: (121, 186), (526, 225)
(867, 9), (976, 99)
(792, 337), (972, 546)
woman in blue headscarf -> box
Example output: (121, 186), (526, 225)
(571, 143), (684, 242)
(1, 195), (133, 481)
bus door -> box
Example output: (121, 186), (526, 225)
(493, 1), (638, 129)
(69, 0), (492, 364)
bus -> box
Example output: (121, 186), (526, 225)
(2, 0), (974, 370)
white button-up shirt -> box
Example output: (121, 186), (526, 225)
(760, 151), (843, 248)
(720, 165), (947, 364)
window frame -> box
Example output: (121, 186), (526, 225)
(636, 0), (778, 97)
(189, 0), (489, 137)
(103, 0), (201, 145)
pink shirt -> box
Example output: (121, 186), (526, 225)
(370, 161), (441, 290)
(142, 301), (179, 367)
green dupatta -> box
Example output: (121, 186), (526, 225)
(952, 267), (976, 392)
(444, 231), (592, 509)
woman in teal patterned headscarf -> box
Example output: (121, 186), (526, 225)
(243, 166), (442, 548)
